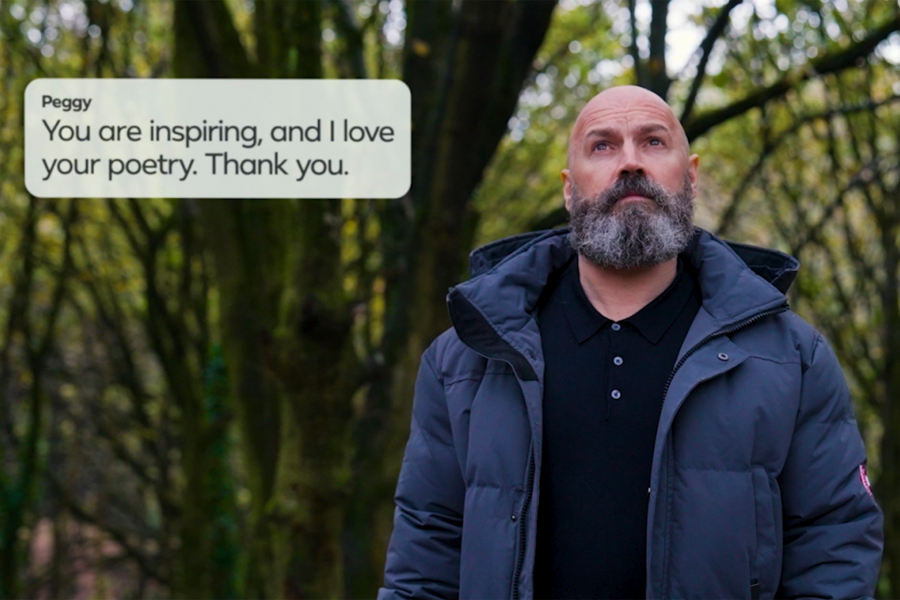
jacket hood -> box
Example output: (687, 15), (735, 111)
(469, 228), (798, 294)
(447, 227), (798, 380)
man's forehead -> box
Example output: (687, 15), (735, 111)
(568, 86), (689, 157)
(573, 88), (679, 137)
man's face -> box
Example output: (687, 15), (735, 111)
(562, 86), (700, 269)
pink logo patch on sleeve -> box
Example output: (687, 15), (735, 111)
(859, 464), (873, 497)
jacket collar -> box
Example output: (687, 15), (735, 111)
(447, 227), (798, 379)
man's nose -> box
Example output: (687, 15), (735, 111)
(618, 142), (645, 176)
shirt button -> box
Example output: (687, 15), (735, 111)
(511, 514), (517, 522)
(718, 352), (729, 361)
(613, 356), (623, 366)
(611, 323), (621, 331)
(611, 389), (621, 399)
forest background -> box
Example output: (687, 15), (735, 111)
(0, 0), (898, 598)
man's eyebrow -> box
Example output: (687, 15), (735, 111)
(583, 127), (617, 140)
(636, 123), (671, 136)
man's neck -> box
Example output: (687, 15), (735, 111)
(577, 255), (679, 322)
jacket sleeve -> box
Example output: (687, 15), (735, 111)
(777, 333), (884, 599)
(378, 346), (466, 600)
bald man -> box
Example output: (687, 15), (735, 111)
(379, 86), (882, 600)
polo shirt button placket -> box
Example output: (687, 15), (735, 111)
(609, 325), (622, 416)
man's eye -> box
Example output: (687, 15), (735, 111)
(594, 141), (609, 151)
(649, 138), (663, 146)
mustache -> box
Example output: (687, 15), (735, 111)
(595, 173), (669, 210)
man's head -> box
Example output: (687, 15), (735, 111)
(562, 86), (699, 269)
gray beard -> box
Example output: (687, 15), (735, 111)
(567, 172), (695, 270)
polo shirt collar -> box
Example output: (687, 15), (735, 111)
(563, 256), (696, 345)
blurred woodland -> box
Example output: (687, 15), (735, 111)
(0, 0), (898, 598)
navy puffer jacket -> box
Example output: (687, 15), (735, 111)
(379, 228), (883, 599)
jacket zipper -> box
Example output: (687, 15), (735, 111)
(654, 302), (788, 598)
(512, 448), (536, 600)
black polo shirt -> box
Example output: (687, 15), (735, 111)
(533, 255), (701, 600)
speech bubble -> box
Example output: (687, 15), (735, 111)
(25, 79), (411, 199)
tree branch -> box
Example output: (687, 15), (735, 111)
(647, 0), (671, 97)
(328, 0), (368, 79)
(684, 13), (900, 141)
(177, 0), (253, 78)
(715, 95), (900, 235)
(680, 0), (743, 122)
(628, 0), (643, 85)
(47, 475), (169, 587)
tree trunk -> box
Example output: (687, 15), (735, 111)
(174, 1), (558, 595)
(174, 2), (362, 597)
(343, 1), (558, 593)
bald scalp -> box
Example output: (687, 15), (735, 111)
(566, 85), (691, 167)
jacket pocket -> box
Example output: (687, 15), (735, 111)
(751, 467), (777, 599)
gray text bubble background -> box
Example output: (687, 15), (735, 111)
(25, 79), (411, 199)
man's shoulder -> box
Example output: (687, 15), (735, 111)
(739, 307), (829, 373)
(422, 327), (490, 384)
(425, 327), (464, 362)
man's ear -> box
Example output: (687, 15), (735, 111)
(688, 154), (699, 197)
(562, 169), (572, 212)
